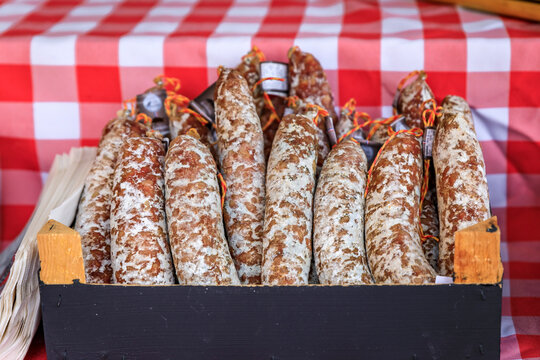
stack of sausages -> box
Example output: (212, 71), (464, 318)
(75, 47), (490, 286)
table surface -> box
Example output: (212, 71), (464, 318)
(0, 0), (538, 359)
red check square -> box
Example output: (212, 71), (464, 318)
(339, 69), (381, 107)
(0, 65), (33, 102)
(77, 66), (122, 102)
(510, 72), (540, 107)
(0, 137), (39, 170)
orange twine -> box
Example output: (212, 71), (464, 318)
(418, 98), (442, 243)
(397, 70), (424, 91)
(252, 77), (285, 132)
(336, 115), (375, 145)
(261, 92), (281, 132)
(366, 115), (401, 140)
(252, 77), (285, 93)
(286, 95), (300, 109)
(164, 93), (190, 117)
(122, 97), (136, 117)
(242, 46), (266, 62)
(287, 45), (300, 59)
(364, 127), (423, 198)
(153, 75), (181, 92)
(343, 98), (357, 116)
(179, 107), (213, 128)
(217, 173), (227, 208)
(307, 104), (329, 125)
(136, 113), (152, 127)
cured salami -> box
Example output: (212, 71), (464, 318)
(75, 117), (147, 284)
(433, 95), (490, 276)
(289, 47), (335, 171)
(236, 46), (265, 116)
(288, 46), (338, 125)
(164, 133), (240, 285)
(110, 134), (175, 285)
(365, 131), (436, 284)
(214, 68), (266, 284)
(313, 139), (373, 285)
(395, 71), (434, 129)
(262, 113), (318, 285)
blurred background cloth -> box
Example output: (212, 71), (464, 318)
(0, 0), (538, 358)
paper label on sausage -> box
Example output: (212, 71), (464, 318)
(260, 61), (289, 96)
(325, 116), (337, 146)
(423, 126), (435, 158)
(137, 88), (170, 137)
(137, 89), (167, 120)
(189, 82), (216, 124)
(359, 139), (382, 169)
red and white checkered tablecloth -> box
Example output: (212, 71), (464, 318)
(0, 0), (538, 358)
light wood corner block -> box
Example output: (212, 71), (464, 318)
(454, 216), (503, 285)
(37, 219), (86, 285)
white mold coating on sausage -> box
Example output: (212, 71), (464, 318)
(313, 139), (373, 285)
(433, 95), (490, 276)
(214, 68), (266, 284)
(110, 137), (175, 285)
(262, 114), (318, 285)
(365, 132), (436, 284)
(165, 135), (240, 285)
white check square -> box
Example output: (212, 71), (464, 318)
(48, 22), (98, 34)
(0, 3), (37, 16)
(148, 6), (191, 17)
(215, 22), (261, 35)
(382, 18), (422, 34)
(0, 21), (12, 33)
(381, 37), (423, 71)
(69, 5), (114, 17)
(34, 102), (80, 140)
(132, 22), (178, 34)
(467, 38), (510, 72)
(31, 35), (77, 66)
(472, 107), (509, 142)
(227, 6), (268, 17)
(305, 3), (343, 17)
(462, 19), (504, 33)
(119, 35), (165, 67)
(486, 173), (506, 208)
(206, 36), (252, 68)
(295, 37), (338, 70)
(299, 23), (342, 35)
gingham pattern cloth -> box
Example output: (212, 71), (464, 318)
(0, 0), (538, 358)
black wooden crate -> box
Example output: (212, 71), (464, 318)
(39, 281), (501, 359)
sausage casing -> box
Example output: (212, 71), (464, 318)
(75, 118), (147, 284)
(433, 95), (490, 276)
(165, 134), (240, 285)
(214, 68), (266, 284)
(314, 139), (373, 285)
(262, 114), (318, 285)
(365, 132), (436, 284)
(110, 136), (175, 285)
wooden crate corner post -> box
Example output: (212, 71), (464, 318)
(37, 219), (86, 285)
(454, 216), (503, 284)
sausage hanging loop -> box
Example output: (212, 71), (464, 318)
(217, 173), (227, 209)
(153, 74), (181, 92)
